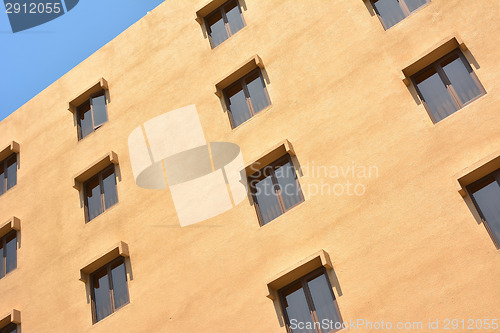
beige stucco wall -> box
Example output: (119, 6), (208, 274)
(0, 0), (499, 332)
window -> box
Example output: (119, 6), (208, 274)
(249, 154), (304, 225)
(205, 0), (245, 48)
(467, 168), (500, 248)
(84, 165), (118, 222)
(279, 268), (342, 333)
(0, 230), (17, 279)
(224, 68), (271, 128)
(371, 0), (429, 29)
(77, 91), (108, 140)
(0, 323), (17, 333)
(0, 154), (17, 196)
(90, 257), (130, 323)
(411, 49), (485, 123)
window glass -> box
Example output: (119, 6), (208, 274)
(471, 180), (500, 245)
(246, 71), (270, 114)
(0, 240), (4, 278)
(405, 0), (428, 12)
(227, 83), (251, 127)
(0, 162), (5, 196)
(91, 94), (108, 128)
(86, 176), (103, 221)
(207, 10), (228, 47)
(102, 168), (118, 210)
(93, 268), (113, 322)
(307, 274), (341, 333)
(111, 260), (130, 310)
(275, 162), (302, 210)
(224, 1), (244, 35)
(5, 232), (17, 275)
(441, 56), (481, 105)
(283, 283), (315, 333)
(253, 175), (281, 225)
(415, 67), (457, 122)
(6, 155), (17, 191)
(78, 100), (93, 139)
(373, 0), (405, 29)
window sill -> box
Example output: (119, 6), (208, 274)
(73, 151), (119, 190)
(79, 241), (129, 283)
(0, 141), (19, 162)
(401, 34), (467, 86)
(0, 309), (21, 328)
(266, 250), (333, 300)
(68, 78), (108, 114)
(454, 148), (500, 197)
(214, 54), (264, 97)
(0, 217), (20, 239)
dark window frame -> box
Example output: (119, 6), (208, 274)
(76, 90), (108, 140)
(411, 49), (486, 124)
(90, 256), (130, 324)
(205, 0), (246, 48)
(278, 267), (343, 333)
(83, 165), (118, 223)
(467, 168), (500, 249)
(371, 0), (430, 30)
(248, 154), (304, 226)
(0, 230), (17, 279)
(223, 68), (271, 129)
(0, 323), (17, 333)
(0, 153), (17, 196)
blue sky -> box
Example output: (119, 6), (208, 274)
(0, 0), (164, 121)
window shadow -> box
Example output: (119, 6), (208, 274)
(363, 0), (376, 16)
(463, 49), (480, 70)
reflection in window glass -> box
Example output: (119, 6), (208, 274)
(206, 0), (245, 48)
(412, 50), (484, 123)
(91, 258), (130, 323)
(86, 176), (103, 221)
(372, 0), (428, 29)
(0, 162), (5, 196)
(5, 232), (17, 275)
(111, 261), (130, 310)
(250, 156), (304, 226)
(415, 67), (457, 122)
(372, 0), (405, 29)
(227, 83), (251, 127)
(92, 268), (113, 322)
(92, 94), (108, 128)
(280, 269), (342, 333)
(441, 56), (481, 104)
(224, 1), (244, 36)
(307, 274), (342, 333)
(284, 283), (315, 333)
(102, 168), (118, 210)
(207, 10), (228, 48)
(6, 155), (17, 191)
(471, 179), (500, 245)
(77, 91), (108, 140)
(84, 166), (118, 222)
(0, 240), (3, 278)
(224, 69), (271, 128)
(78, 100), (94, 139)
(253, 175), (281, 225)
(0, 154), (17, 196)
(246, 71), (270, 114)
(275, 162), (302, 210)
(0, 231), (17, 279)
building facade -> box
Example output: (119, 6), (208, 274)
(1, 0), (500, 332)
